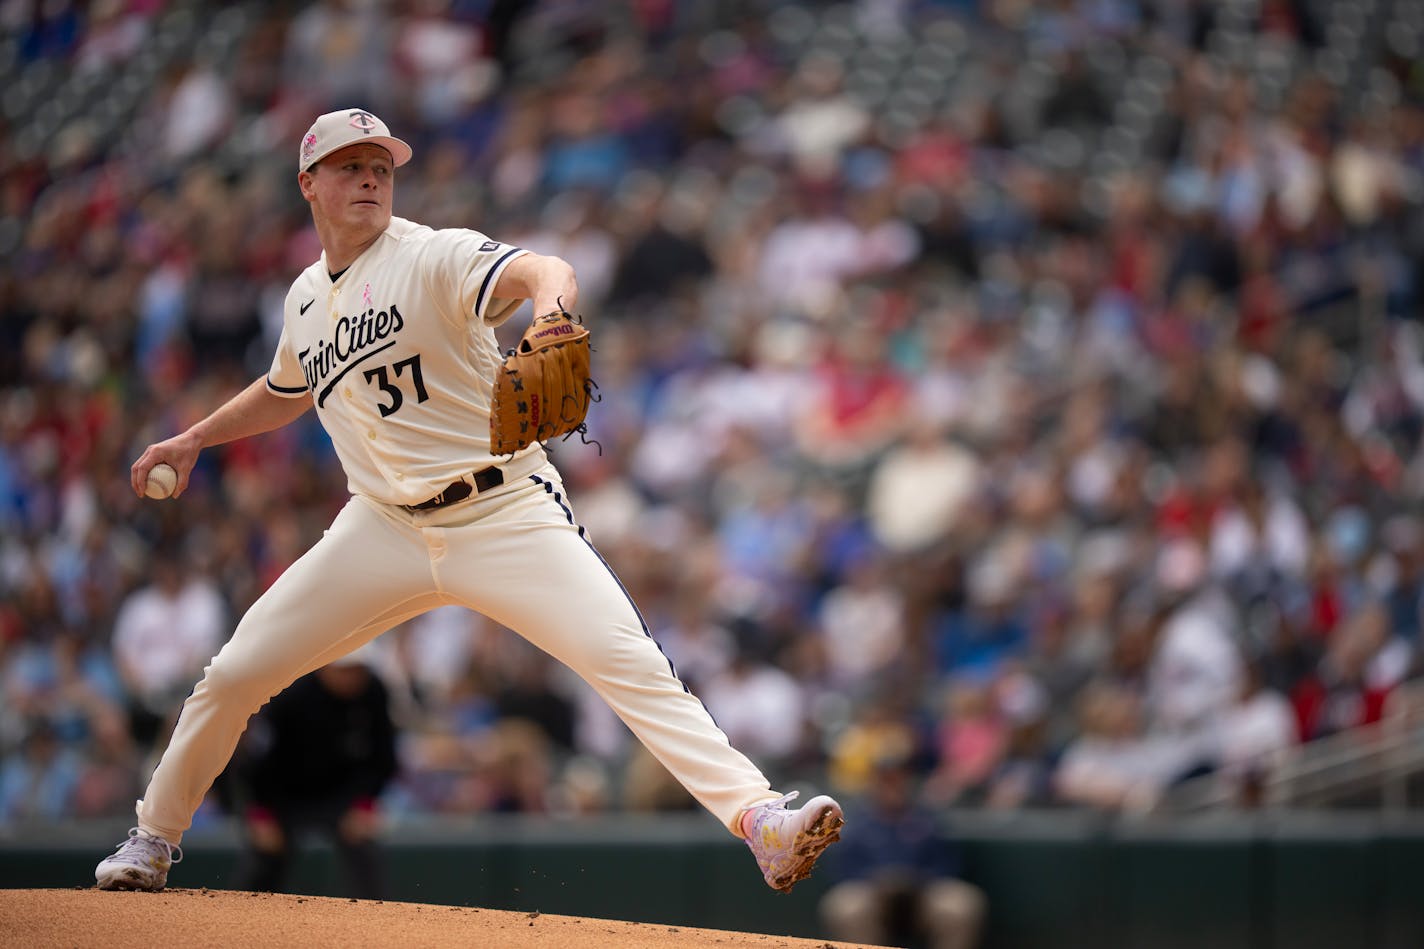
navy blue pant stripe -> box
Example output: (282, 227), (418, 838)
(530, 475), (695, 699)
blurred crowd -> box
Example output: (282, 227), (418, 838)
(4, 0), (1424, 830)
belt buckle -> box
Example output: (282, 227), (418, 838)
(474, 465), (504, 493)
(441, 479), (474, 506)
(406, 469), (491, 514)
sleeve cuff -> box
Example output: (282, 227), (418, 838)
(266, 377), (309, 398)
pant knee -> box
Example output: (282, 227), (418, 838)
(198, 655), (288, 711)
(566, 620), (670, 684)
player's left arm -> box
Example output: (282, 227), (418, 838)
(491, 252), (579, 317)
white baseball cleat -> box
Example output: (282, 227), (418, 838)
(95, 827), (183, 892)
(742, 791), (844, 893)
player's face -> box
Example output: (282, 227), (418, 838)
(302, 143), (395, 234)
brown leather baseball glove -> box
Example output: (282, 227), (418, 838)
(489, 308), (594, 455)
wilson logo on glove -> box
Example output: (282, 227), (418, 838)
(489, 307), (595, 455)
(532, 322), (576, 341)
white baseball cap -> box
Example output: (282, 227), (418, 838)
(298, 108), (413, 173)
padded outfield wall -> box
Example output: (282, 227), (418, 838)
(6, 811), (1424, 948)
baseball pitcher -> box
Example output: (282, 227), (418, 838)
(95, 109), (842, 895)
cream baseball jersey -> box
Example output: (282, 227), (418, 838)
(102, 108), (837, 897)
(266, 216), (544, 505)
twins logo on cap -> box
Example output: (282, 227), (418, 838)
(298, 108), (414, 172)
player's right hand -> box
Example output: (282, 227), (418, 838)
(130, 431), (202, 499)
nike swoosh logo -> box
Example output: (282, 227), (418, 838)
(299, 299), (314, 315)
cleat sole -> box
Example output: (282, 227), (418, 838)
(769, 804), (845, 893)
(96, 868), (166, 892)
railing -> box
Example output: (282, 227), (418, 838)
(1157, 679), (1424, 813)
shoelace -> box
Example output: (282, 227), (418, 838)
(749, 791), (800, 839)
(763, 791), (798, 811)
(114, 827), (183, 865)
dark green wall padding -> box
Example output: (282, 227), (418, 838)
(6, 812), (1424, 948)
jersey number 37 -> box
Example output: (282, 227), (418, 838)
(363, 354), (429, 418)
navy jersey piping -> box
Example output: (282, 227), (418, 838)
(267, 378), (309, 395)
(474, 248), (522, 320)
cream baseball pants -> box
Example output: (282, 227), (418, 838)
(136, 465), (776, 842)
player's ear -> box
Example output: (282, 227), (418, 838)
(298, 168), (316, 201)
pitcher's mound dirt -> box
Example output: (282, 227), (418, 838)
(1, 888), (873, 948)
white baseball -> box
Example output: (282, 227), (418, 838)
(144, 463), (178, 500)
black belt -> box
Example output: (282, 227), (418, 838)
(402, 466), (504, 513)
